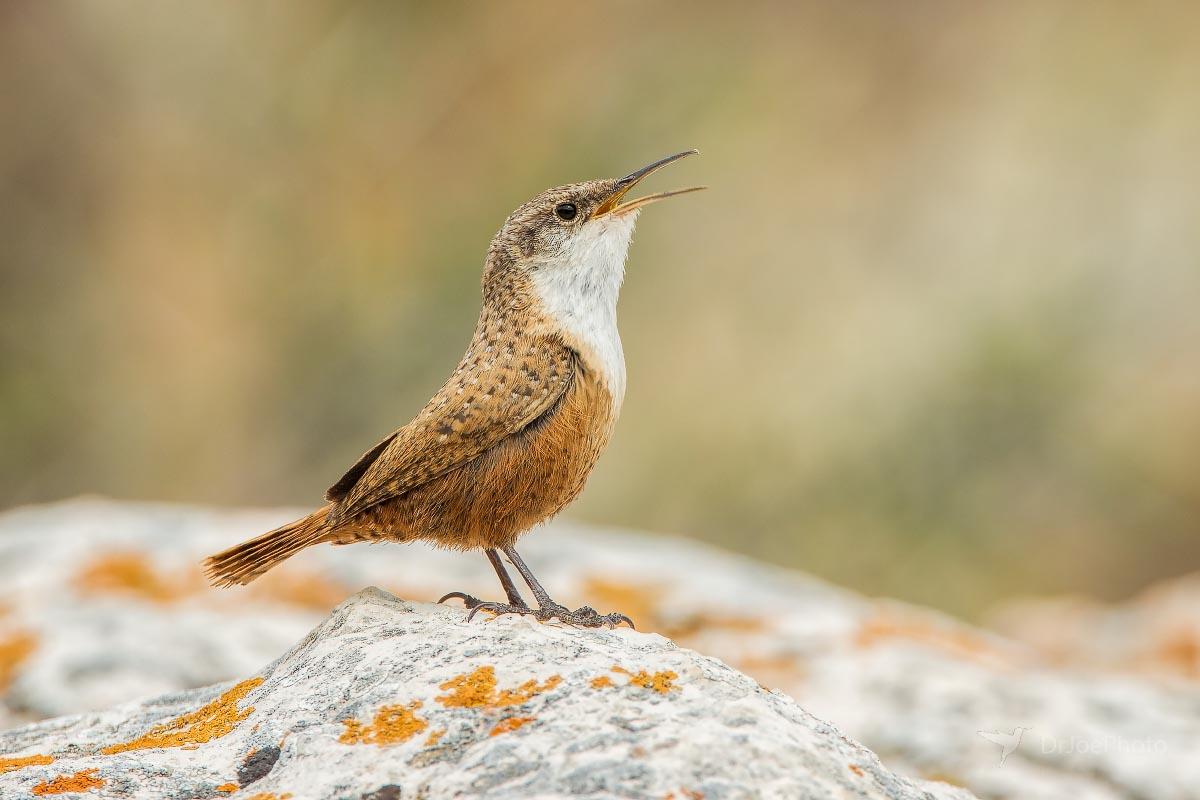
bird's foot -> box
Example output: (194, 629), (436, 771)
(462, 600), (633, 629)
(545, 604), (635, 629)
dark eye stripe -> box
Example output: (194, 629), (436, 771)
(554, 202), (578, 221)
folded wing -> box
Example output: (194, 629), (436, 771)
(326, 337), (576, 526)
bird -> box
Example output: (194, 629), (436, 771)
(204, 150), (704, 628)
(976, 726), (1030, 765)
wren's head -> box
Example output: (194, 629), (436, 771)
(483, 150), (703, 400)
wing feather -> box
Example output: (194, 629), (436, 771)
(325, 432), (398, 502)
(327, 336), (576, 525)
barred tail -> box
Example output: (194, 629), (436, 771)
(204, 505), (332, 587)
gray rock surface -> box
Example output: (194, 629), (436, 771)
(0, 588), (974, 800)
(2, 499), (1198, 799)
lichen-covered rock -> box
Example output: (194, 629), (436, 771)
(0, 588), (974, 800)
(2, 499), (1199, 799)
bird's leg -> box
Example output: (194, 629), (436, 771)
(489, 546), (634, 629)
(500, 546), (557, 608)
(487, 549), (529, 607)
(438, 548), (529, 610)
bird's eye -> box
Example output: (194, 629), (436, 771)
(554, 202), (578, 221)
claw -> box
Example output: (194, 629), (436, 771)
(438, 591), (482, 608)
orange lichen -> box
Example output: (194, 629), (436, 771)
(855, 610), (1002, 664)
(663, 791), (704, 800)
(424, 728), (446, 746)
(339, 701), (427, 745)
(0, 630), (37, 692)
(436, 666), (561, 709)
(101, 677), (262, 754)
(32, 768), (105, 795)
(921, 771), (968, 788)
(489, 716), (534, 736)
(497, 674), (561, 704)
(252, 570), (352, 611)
(1151, 628), (1200, 677)
(216, 782), (239, 793)
(74, 553), (194, 603)
(436, 666), (497, 708)
(581, 577), (661, 630)
(612, 665), (678, 693)
(848, 764), (865, 776)
(0, 753), (54, 773)
(581, 576), (764, 642)
(245, 794), (292, 800)
(590, 675), (614, 689)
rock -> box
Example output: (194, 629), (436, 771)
(2, 499), (1199, 799)
(0, 587), (974, 800)
(986, 575), (1200, 682)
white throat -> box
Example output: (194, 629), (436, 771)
(529, 212), (637, 405)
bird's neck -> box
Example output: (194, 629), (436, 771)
(479, 215), (636, 406)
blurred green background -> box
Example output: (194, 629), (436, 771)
(2, 2), (1197, 619)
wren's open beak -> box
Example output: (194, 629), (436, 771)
(594, 149), (706, 217)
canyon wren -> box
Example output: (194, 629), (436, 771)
(205, 150), (704, 628)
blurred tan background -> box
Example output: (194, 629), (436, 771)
(2, 1), (1197, 619)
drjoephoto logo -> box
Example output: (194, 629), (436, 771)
(978, 726), (1169, 766)
(976, 727), (1029, 765)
